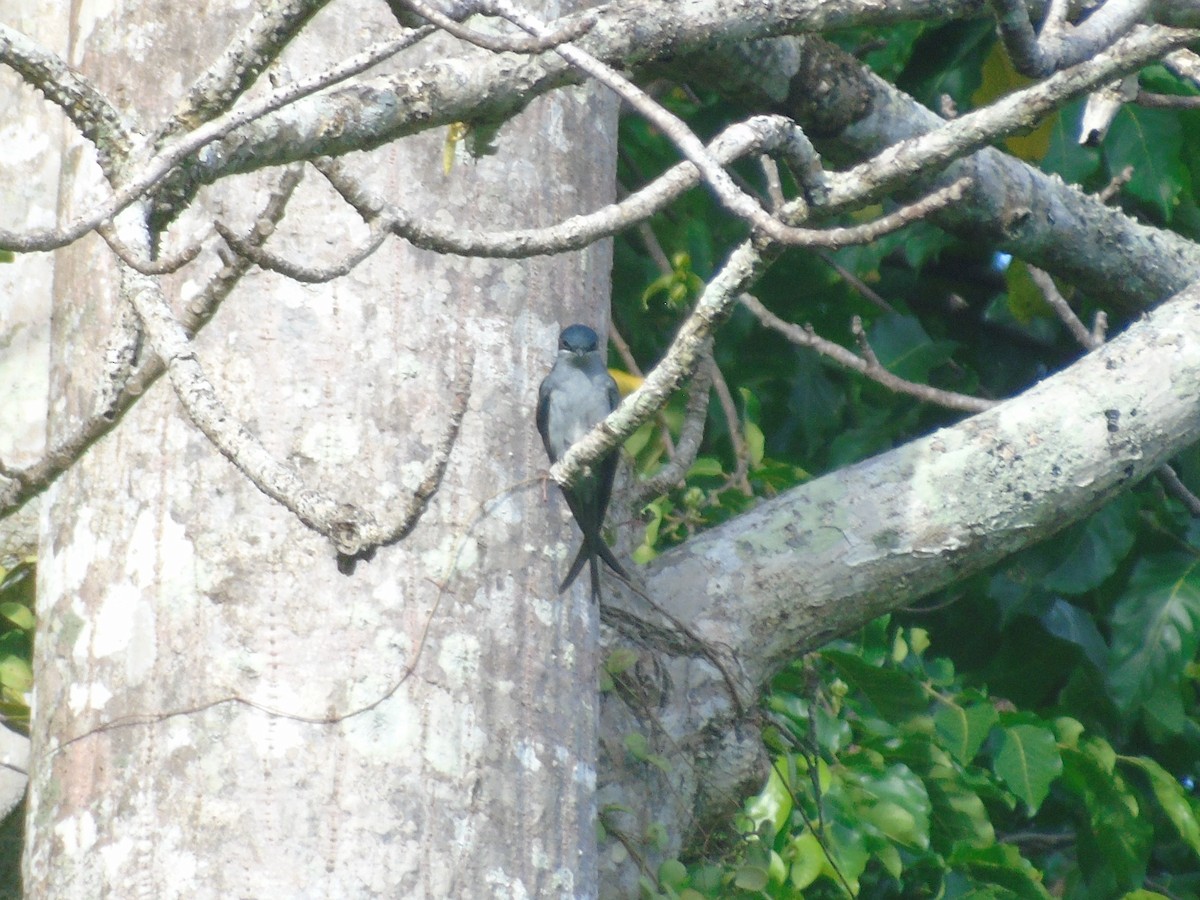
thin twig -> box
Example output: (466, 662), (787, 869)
(400, 0), (594, 53)
(1135, 89), (1200, 108)
(814, 250), (897, 315)
(634, 346), (715, 503)
(707, 354), (753, 496)
(97, 222), (205, 274)
(741, 295), (994, 414)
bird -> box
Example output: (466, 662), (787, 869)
(537, 324), (629, 601)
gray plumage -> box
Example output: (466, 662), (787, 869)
(537, 324), (628, 601)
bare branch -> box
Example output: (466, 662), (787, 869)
(97, 222), (205, 274)
(0, 23), (134, 174)
(215, 219), (390, 283)
(774, 177), (973, 248)
(609, 322), (676, 458)
(1163, 47), (1200, 87)
(827, 25), (1195, 213)
(552, 240), (772, 491)
(479, 0), (787, 240)
(814, 250), (897, 315)
(1156, 465), (1200, 516)
(163, 0), (334, 136)
(0, 30), (424, 253)
(634, 344), (715, 503)
(399, 0), (595, 53)
(991, 0), (1152, 77)
(0, 167), (305, 519)
(1098, 164), (1134, 202)
(1027, 265), (1096, 348)
(1027, 263), (1200, 515)
(115, 205), (382, 555)
(1135, 88), (1200, 107)
(707, 354), (753, 497)
(309, 118), (790, 260)
(740, 295), (995, 414)
(374, 347), (475, 547)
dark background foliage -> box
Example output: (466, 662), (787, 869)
(609, 20), (1200, 900)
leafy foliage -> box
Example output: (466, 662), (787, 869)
(0, 564), (33, 738)
(611, 17), (1200, 900)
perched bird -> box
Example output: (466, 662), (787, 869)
(537, 324), (629, 601)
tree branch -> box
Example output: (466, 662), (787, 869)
(0, 30), (424, 252)
(685, 34), (1200, 306)
(0, 167), (305, 519)
(990, 0), (1151, 77)
(668, 276), (1200, 689)
(740, 295), (995, 413)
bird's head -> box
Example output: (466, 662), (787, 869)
(558, 324), (599, 357)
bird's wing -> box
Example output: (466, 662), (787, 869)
(535, 374), (556, 461)
(604, 370), (620, 412)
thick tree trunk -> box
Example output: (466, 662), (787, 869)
(25, 1), (617, 896)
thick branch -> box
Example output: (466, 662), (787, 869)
(684, 35), (1200, 307)
(657, 280), (1200, 689)
(0, 23), (134, 174)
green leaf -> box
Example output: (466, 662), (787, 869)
(788, 830), (824, 890)
(926, 764), (996, 848)
(992, 724), (1062, 814)
(657, 859), (688, 889)
(0, 603), (33, 631)
(934, 700), (998, 764)
(1061, 740), (1152, 887)
(1121, 755), (1200, 861)
(946, 844), (1052, 898)
(822, 650), (929, 722)
(732, 865), (768, 891)
(1105, 106), (1188, 220)
(744, 763), (792, 838)
(1039, 598), (1108, 670)
(1107, 553), (1200, 712)
(624, 732), (649, 759)
(1041, 99), (1101, 183)
(865, 314), (957, 383)
(0, 657), (31, 695)
(841, 762), (931, 849)
(1040, 498), (1137, 595)
(604, 648), (638, 676)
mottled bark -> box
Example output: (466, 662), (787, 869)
(25, 0), (617, 896)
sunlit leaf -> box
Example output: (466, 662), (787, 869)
(789, 830), (824, 890)
(1121, 755), (1200, 861)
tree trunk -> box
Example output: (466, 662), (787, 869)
(26, 1), (617, 896)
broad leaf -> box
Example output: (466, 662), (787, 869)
(934, 700), (998, 765)
(1121, 756), (1200, 861)
(1061, 741), (1152, 887)
(823, 650), (929, 721)
(1107, 553), (1200, 712)
(992, 724), (1061, 814)
(1105, 106), (1188, 221)
(1041, 498), (1137, 595)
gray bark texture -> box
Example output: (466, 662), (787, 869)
(23, 0), (617, 896)
(2, 0), (1199, 897)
